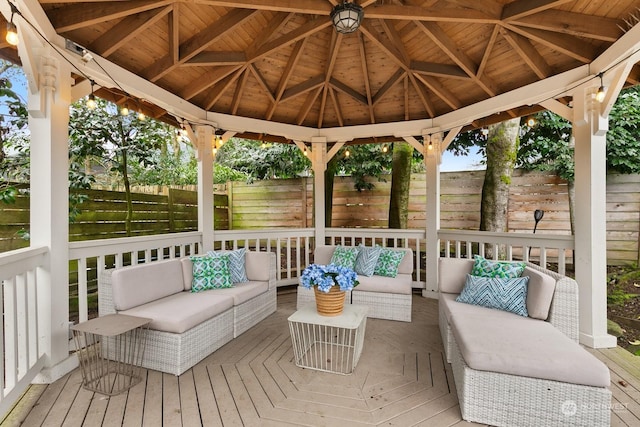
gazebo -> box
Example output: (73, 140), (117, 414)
(1, 0), (639, 419)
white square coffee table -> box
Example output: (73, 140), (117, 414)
(288, 303), (367, 375)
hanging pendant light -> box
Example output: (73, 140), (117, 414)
(330, 1), (364, 34)
(5, 3), (19, 46)
(86, 80), (97, 110)
(595, 73), (606, 103)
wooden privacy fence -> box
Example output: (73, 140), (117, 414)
(2, 171), (640, 264)
(0, 188), (229, 252)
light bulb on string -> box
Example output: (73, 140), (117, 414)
(5, 3), (19, 46)
(345, 148), (350, 158)
(138, 111), (146, 121)
(526, 116), (537, 127)
(382, 144), (388, 153)
(595, 73), (606, 103)
(481, 128), (489, 136)
(86, 80), (97, 110)
(120, 103), (129, 116)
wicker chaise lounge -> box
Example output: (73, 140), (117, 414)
(99, 251), (276, 375)
(439, 257), (611, 427)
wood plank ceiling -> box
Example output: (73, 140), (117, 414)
(24, 1), (640, 135)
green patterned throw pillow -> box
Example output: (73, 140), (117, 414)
(373, 248), (406, 278)
(330, 245), (359, 269)
(190, 254), (232, 292)
(355, 244), (383, 276)
(471, 255), (526, 279)
(456, 274), (529, 317)
(208, 248), (248, 283)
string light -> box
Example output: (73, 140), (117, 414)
(86, 80), (97, 110)
(345, 148), (350, 158)
(303, 147), (308, 156)
(526, 116), (537, 127)
(120, 103), (129, 116)
(5, 2), (19, 46)
(481, 128), (489, 136)
(595, 73), (606, 103)
(382, 144), (388, 153)
(137, 111), (146, 120)
(428, 141), (433, 151)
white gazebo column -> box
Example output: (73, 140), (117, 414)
(573, 86), (617, 348)
(424, 132), (442, 298)
(196, 125), (214, 252)
(311, 137), (328, 245)
(26, 51), (74, 381)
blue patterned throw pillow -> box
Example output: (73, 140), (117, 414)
(190, 254), (232, 292)
(456, 274), (529, 317)
(373, 249), (406, 278)
(208, 248), (248, 283)
(471, 255), (526, 279)
(330, 245), (359, 269)
(354, 244), (383, 276)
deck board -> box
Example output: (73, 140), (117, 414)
(4, 290), (640, 426)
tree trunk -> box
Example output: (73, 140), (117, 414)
(388, 142), (413, 229)
(480, 118), (520, 239)
(121, 148), (133, 237)
(324, 156), (339, 227)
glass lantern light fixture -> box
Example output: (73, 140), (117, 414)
(330, 1), (364, 34)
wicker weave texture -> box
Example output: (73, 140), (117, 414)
(234, 288), (277, 338)
(450, 339), (611, 427)
(97, 251), (278, 375)
(352, 291), (411, 322)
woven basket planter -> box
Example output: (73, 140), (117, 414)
(314, 286), (346, 316)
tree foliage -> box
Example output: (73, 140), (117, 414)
(214, 138), (310, 182)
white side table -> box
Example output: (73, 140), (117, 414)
(288, 304), (367, 375)
(71, 314), (151, 395)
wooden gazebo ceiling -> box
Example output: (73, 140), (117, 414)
(30, 1), (640, 134)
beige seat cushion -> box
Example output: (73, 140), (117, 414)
(451, 313), (610, 388)
(120, 291), (234, 334)
(204, 281), (269, 305)
(111, 259), (184, 311)
(355, 273), (412, 295)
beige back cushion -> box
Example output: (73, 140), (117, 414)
(522, 267), (556, 320)
(313, 246), (335, 264)
(438, 258), (557, 320)
(438, 258), (474, 294)
(245, 251), (272, 281)
(111, 259), (184, 311)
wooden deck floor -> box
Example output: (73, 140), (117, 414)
(3, 290), (640, 427)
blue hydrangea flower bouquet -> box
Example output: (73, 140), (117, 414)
(300, 263), (359, 293)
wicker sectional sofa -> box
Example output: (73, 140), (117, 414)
(438, 257), (611, 427)
(297, 245), (413, 321)
(98, 251), (277, 376)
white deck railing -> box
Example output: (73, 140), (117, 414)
(214, 228), (315, 286)
(0, 246), (48, 416)
(438, 229), (575, 275)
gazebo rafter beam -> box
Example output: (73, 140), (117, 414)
(88, 6), (171, 57)
(281, 75), (325, 101)
(504, 24), (598, 63)
(408, 73), (436, 118)
(296, 87), (322, 125)
(204, 69), (246, 110)
(186, 52), (247, 66)
(373, 69), (405, 106)
(231, 67), (250, 115)
(48, 1), (172, 32)
(409, 61), (469, 80)
(266, 39), (307, 120)
(329, 87), (344, 127)
(249, 64), (276, 103)
(414, 21), (499, 96)
(500, 28), (552, 79)
(180, 65), (241, 100)
(330, 78), (369, 106)
(414, 74), (461, 111)
(510, 10), (623, 42)
(501, 0), (573, 21)
(357, 32), (375, 123)
(143, 8), (258, 82)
